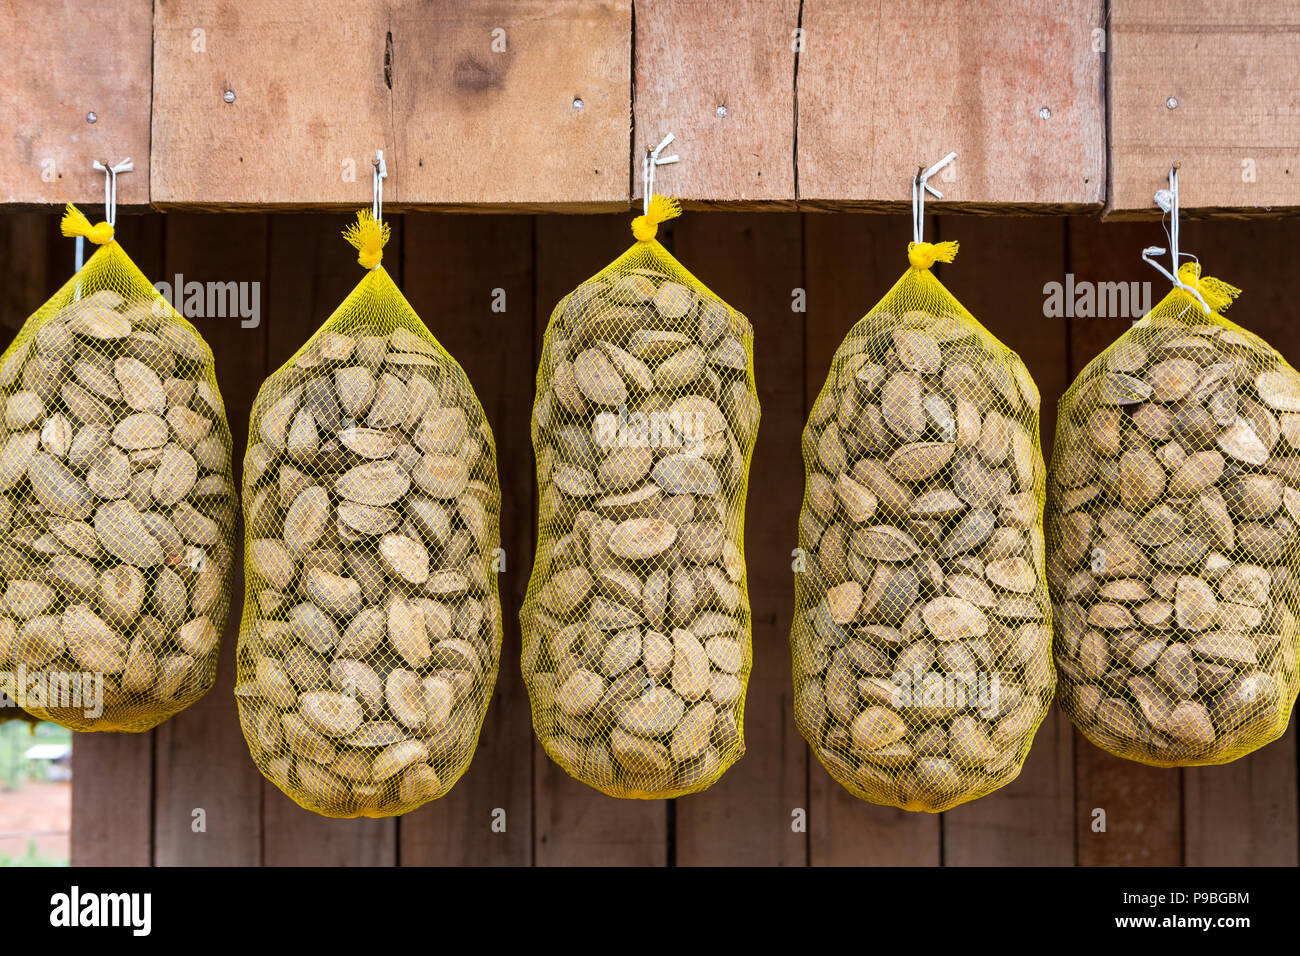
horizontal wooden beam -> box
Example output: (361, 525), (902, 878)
(2, 0), (1299, 212)
(797, 0), (1107, 212)
(0, 0), (152, 207)
(150, 0), (630, 210)
(1107, 0), (1300, 218)
(633, 0), (799, 207)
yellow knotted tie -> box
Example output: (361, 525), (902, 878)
(342, 209), (390, 270)
(907, 240), (959, 271)
(60, 204), (115, 245)
(632, 194), (682, 242)
(1176, 261), (1240, 314)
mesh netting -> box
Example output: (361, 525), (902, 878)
(1048, 265), (1300, 766)
(0, 690), (40, 727)
(0, 226), (236, 733)
(791, 242), (1055, 812)
(520, 204), (759, 798)
(236, 224), (502, 818)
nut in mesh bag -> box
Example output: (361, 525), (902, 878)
(792, 241), (1055, 812)
(521, 197), (760, 797)
(1048, 265), (1300, 766)
(0, 206), (236, 732)
(236, 213), (502, 818)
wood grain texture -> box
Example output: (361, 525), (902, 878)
(531, 214), (669, 864)
(393, 1), (631, 209)
(0, 0), (152, 207)
(151, 0), (393, 209)
(937, 215), (1075, 865)
(398, 215), (535, 865)
(70, 732), (154, 866)
(803, 212), (941, 865)
(797, 0), (1106, 211)
(673, 213), (807, 864)
(152, 0), (631, 211)
(1063, 218), (1154, 378)
(1108, 0), (1300, 217)
(152, 214), (268, 865)
(634, 0), (799, 206)
(0, 215), (59, 338)
(1074, 746), (1183, 864)
(1184, 723), (1298, 866)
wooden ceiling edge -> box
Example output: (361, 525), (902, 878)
(3, 198), (1109, 214)
(146, 200), (633, 214)
(0, 198), (1290, 218)
(1102, 204), (1300, 222)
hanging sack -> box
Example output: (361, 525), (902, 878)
(521, 164), (760, 798)
(791, 158), (1055, 811)
(1048, 172), (1299, 765)
(236, 207), (503, 817)
(0, 201), (236, 732)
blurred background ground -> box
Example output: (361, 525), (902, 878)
(0, 720), (71, 866)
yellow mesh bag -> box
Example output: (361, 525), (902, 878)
(0, 689), (40, 727)
(1048, 263), (1300, 766)
(0, 205), (236, 732)
(520, 197), (760, 797)
(236, 212), (502, 817)
(791, 240), (1055, 812)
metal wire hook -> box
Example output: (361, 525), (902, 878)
(912, 151), (956, 244)
(642, 133), (680, 215)
(372, 150), (388, 222)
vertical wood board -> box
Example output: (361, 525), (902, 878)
(797, 0), (1106, 210)
(0, 0), (153, 206)
(634, 0), (799, 205)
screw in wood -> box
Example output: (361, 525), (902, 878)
(224, 89), (236, 104)
(85, 112), (98, 123)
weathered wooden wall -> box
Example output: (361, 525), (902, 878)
(1, 208), (1292, 865)
(19, 0), (1300, 213)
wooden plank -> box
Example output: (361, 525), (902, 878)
(71, 732), (154, 866)
(151, 0), (392, 210)
(1189, 216), (1300, 366)
(152, 1), (631, 211)
(1074, 747), (1183, 864)
(797, 0), (1106, 212)
(1063, 218), (1155, 371)
(398, 214), (535, 865)
(938, 215), (1075, 865)
(1185, 722), (1298, 866)
(1064, 215), (1183, 865)
(393, 1), (631, 210)
(152, 214), (267, 865)
(1109, 0), (1300, 217)
(531, 214), (668, 865)
(634, 0), (799, 206)
(0, 215), (59, 338)
(52, 215), (160, 866)
(258, 213), (397, 865)
(0, 1), (152, 207)
(803, 212), (941, 865)
(672, 213), (807, 865)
